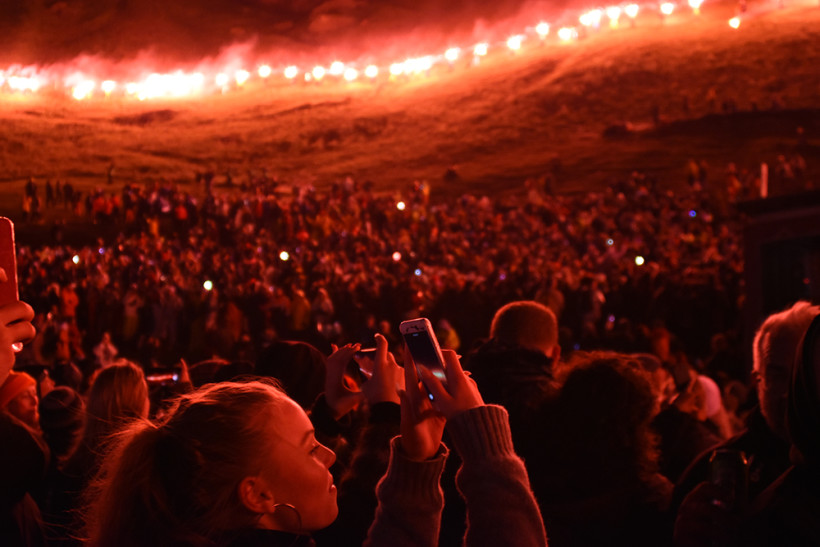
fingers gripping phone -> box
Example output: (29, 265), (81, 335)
(400, 318), (447, 400)
(0, 218), (18, 306)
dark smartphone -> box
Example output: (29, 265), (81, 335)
(0, 217), (19, 306)
(400, 318), (447, 400)
(354, 348), (377, 379)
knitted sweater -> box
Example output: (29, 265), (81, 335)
(365, 405), (547, 547)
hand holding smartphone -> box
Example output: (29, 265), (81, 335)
(400, 318), (448, 401)
(0, 218), (23, 353)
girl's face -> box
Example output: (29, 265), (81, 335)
(259, 397), (338, 533)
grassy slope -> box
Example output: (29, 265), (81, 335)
(0, 2), (818, 213)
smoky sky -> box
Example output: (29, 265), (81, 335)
(1, 0), (573, 67)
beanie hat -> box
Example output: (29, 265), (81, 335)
(0, 370), (36, 409)
(39, 386), (85, 433)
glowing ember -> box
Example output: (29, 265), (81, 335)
(343, 67), (358, 81)
(312, 66), (326, 80)
(279, 251), (290, 261)
(392, 252), (402, 262)
(365, 65), (379, 78)
(329, 61), (345, 76)
(558, 27), (577, 41)
(728, 16), (741, 28)
(506, 35), (524, 50)
(660, 2), (675, 15)
(445, 47), (461, 62)
(258, 65), (272, 78)
(72, 80), (95, 100)
(235, 69), (250, 85)
(396, 201), (406, 211)
(284, 66), (299, 79)
(536, 22), (550, 37)
(203, 280), (213, 291)
(473, 43), (489, 56)
(101, 80), (117, 94)
(635, 256), (645, 266)
(625, 3), (640, 17)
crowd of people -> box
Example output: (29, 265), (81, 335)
(1, 165), (819, 546)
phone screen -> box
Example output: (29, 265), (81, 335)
(403, 330), (447, 384)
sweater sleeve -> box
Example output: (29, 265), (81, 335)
(364, 437), (448, 547)
(446, 405), (548, 547)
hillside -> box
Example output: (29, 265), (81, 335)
(1, 0), (818, 212)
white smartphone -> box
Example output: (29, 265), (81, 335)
(400, 318), (447, 399)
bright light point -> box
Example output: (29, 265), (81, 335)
(258, 65), (272, 78)
(101, 80), (116, 94)
(558, 27), (577, 41)
(98, 247), (105, 255)
(72, 80), (95, 100)
(365, 65), (379, 78)
(688, 0), (703, 9)
(389, 62), (405, 76)
(414, 268), (422, 276)
(580, 9), (603, 26)
(343, 67), (358, 81)
(312, 66), (326, 80)
(235, 69), (250, 85)
(215, 73), (230, 87)
(606, 6), (622, 20)
(279, 251), (290, 261)
(507, 35), (524, 50)
(72, 255), (80, 265)
(284, 66), (299, 79)
(689, 210), (697, 217)
(474, 43), (489, 56)
(536, 22), (550, 37)
(445, 47), (460, 62)
(125, 82), (138, 94)
(396, 201), (406, 211)
(728, 16), (740, 28)
(392, 251), (402, 262)
(203, 280), (213, 291)
(661, 2), (675, 15)
(329, 61), (345, 75)
(607, 238), (614, 246)
(635, 256), (645, 266)
(625, 3), (640, 17)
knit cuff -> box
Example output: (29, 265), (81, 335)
(378, 436), (448, 505)
(445, 405), (515, 463)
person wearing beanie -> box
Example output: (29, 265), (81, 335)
(0, 370), (40, 431)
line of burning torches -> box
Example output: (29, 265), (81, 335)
(0, 0), (747, 102)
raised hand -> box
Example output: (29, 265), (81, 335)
(324, 343), (365, 419)
(417, 349), (484, 421)
(361, 333), (403, 405)
(398, 345), (446, 461)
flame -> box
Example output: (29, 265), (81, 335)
(625, 4), (640, 17)
(235, 69), (250, 85)
(728, 16), (740, 28)
(343, 67), (358, 81)
(660, 2), (675, 15)
(72, 80), (95, 100)
(445, 47), (461, 62)
(284, 65), (299, 79)
(312, 66), (326, 80)
(506, 35), (524, 50)
(558, 27), (577, 41)
(536, 22), (550, 37)
(329, 61), (345, 76)
(365, 65), (379, 78)
(101, 80), (117, 94)
(473, 43), (489, 56)
(257, 65), (272, 78)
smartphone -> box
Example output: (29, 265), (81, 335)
(145, 367), (181, 385)
(400, 318), (447, 400)
(0, 217), (18, 306)
(354, 348), (377, 379)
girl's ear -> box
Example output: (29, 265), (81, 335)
(238, 476), (277, 514)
